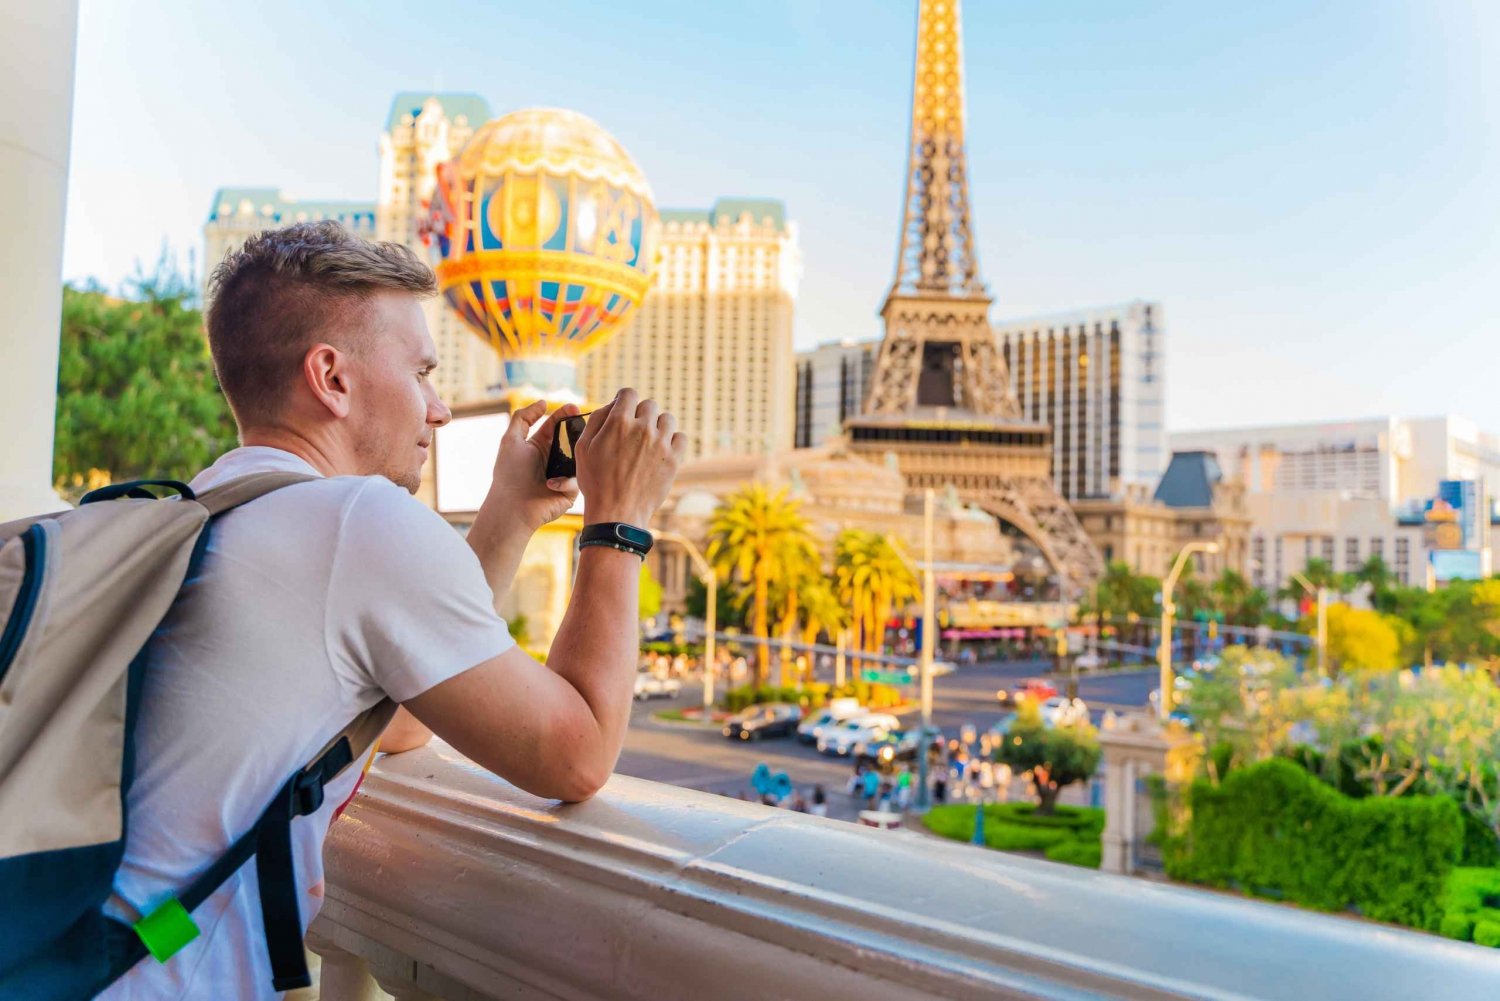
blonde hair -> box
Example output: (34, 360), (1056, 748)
(204, 221), (437, 428)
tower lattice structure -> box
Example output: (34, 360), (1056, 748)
(846, 0), (1103, 594)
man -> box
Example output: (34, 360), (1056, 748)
(103, 221), (684, 998)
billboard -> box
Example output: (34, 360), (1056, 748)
(1431, 549), (1484, 583)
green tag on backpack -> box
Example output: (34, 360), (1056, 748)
(134, 897), (200, 962)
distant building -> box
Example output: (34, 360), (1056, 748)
(204, 93), (500, 406)
(578, 198), (799, 460)
(993, 301), (1167, 501)
(376, 93), (500, 405)
(1072, 450), (1250, 579)
(793, 339), (879, 448)
(203, 189), (376, 292)
(1169, 415), (1500, 512)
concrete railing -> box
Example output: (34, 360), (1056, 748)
(310, 741), (1500, 1000)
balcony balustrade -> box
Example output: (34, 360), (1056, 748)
(310, 740), (1500, 1000)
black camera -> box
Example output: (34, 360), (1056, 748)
(545, 412), (590, 480)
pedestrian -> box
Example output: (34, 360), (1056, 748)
(877, 781), (894, 813)
(73, 223), (685, 1000)
(895, 769), (913, 810)
(789, 791), (808, 813)
(810, 785), (828, 818)
(862, 768), (880, 809)
(978, 759), (996, 801)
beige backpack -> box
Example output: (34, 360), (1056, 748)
(0, 474), (395, 999)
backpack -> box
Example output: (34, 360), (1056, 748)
(0, 474), (397, 999)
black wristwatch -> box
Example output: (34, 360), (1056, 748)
(578, 522), (654, 560)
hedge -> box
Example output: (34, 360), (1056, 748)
(1045, 840), (1103, 868)
(1437, 867), (1500, 944)
(720, 680), (903, 713)
(922, 803), (1103, 867)
(1167, 758), (1464, 931)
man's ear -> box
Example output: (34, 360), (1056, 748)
(304, 343), (353, 419)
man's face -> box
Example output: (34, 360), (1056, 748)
(346, 291), (451, 493)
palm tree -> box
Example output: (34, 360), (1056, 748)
(770, 570), (847, 687)
(834, 529), (920, 670)
(707, 485), (820, 688)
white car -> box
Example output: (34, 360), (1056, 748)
(633, 672), (682, 700)
(817, 714), (901, 756)
(796, 701), (865, 744)
(1038, 696), (1088, 727)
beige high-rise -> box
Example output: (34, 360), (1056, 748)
(577, 199), (799, 460)
(376, 93), (501, 406)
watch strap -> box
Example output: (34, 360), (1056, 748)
(578, 522), (653, 558)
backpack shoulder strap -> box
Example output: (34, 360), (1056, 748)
(110, 699), (400, 991)
(194, 471), (319, 517)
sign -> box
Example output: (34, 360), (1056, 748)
(861, 668), (914, 685)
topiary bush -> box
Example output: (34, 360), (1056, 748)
(1045, 839), (1103, 868)
(1476, 920), (1500, 948)
(1169, 758), (1464, 931)
(1438, 867), (1500, 946)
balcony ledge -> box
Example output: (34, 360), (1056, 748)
(311, 740), (1500, 1000)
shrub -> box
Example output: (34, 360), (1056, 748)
(985, 823), (1071, 852)
(721, 680), (904, 713)
(922, 804), (1104, 860)
(1476, 920), (1500, 949)
(1440, 913), (1475, 942)
(1461, 810), (1500, 868)
(1045, 840), (1103, 868)
(1169, 758), (1463, 931)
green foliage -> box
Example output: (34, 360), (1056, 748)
(54, 273), (237, 498)
(1476, 920), (1500, 948)
(1441, 912), (1476, 942)
(993, 700), (1101, 814)
(1437, 867), (1500, 947)
(685, 574), (741, 629)
(718, 680), (904, 713)
(1044, 839), (1103, 868)
(1168, 759), (1463, 931)
(508, 614), (530, 648)
(922, 803), (1104, 865)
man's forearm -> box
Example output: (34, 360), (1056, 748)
(545, 545), (641, 782)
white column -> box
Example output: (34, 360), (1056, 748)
(0, 1), (77, 521)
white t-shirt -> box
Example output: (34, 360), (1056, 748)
(102, 447), (515, 1000)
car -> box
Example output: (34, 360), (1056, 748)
(817, 714), (901, 756)
(633, 672), (682, 700)
(795, 699), (864, 744)
(853, 726), (944, 772)
(721, 702), (802, 741)
(996, 678), (1057, 707)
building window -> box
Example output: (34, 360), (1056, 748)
(1345, 537), (1360, 571)
(1395, 538), (1411, 585)
(1320, 537), (1335, 565)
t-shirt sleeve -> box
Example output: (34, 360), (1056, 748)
(326, 478), (516, 702)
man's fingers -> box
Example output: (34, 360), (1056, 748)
(576, 398), (616, 450)
(543, 476), (579, 496)
(670, 432), (688, 459)
(657, 411), (678, 439)
(635, 397), (661, 428)
(608, 388), (640, 428)
(506, 399), (548, 440)
(531, 401), (580, 447)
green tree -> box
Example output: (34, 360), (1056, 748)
(685, 573), (739, 630)
(1079, 561), (1160, 621)
(833, 529), (920, 670)
(706, 485), (819, 687)
(54, 269), (237, 499)
(1322, 603), (1401, 675)
(993, 699), (1102, 815)
(1211, 569), (1268, 627)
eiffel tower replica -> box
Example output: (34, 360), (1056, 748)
(845, 0), (1103, 594)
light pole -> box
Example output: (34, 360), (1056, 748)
(652, 530), (717, 711)
(1158, 541), (1219, 723)
(1290, 572), (1328, 678)
(917, 488), (937, 809)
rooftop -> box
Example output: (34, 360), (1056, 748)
(384, 91), (492, 131)
(660, 197), (787, 231)
(207, 188), (375, 225)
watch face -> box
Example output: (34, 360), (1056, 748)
(614, 524), (654, 549)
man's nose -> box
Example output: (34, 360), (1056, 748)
(429, 394), (453, 428)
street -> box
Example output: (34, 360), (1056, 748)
(615, 657), (1156, 822)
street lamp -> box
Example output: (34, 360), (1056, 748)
(1158, 541), (1219, 723)
(1290, 571), (1328, 678)
(651, 529), (718, 711)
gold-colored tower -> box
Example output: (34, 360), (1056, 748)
(846, 0), (1103, 594)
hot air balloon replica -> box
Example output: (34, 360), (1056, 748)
(420, 108), (660, 650)
(422, 107), (659, 405)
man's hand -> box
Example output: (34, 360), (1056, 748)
(482, 399), (582, 531)
(574, 388), (687, 527)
